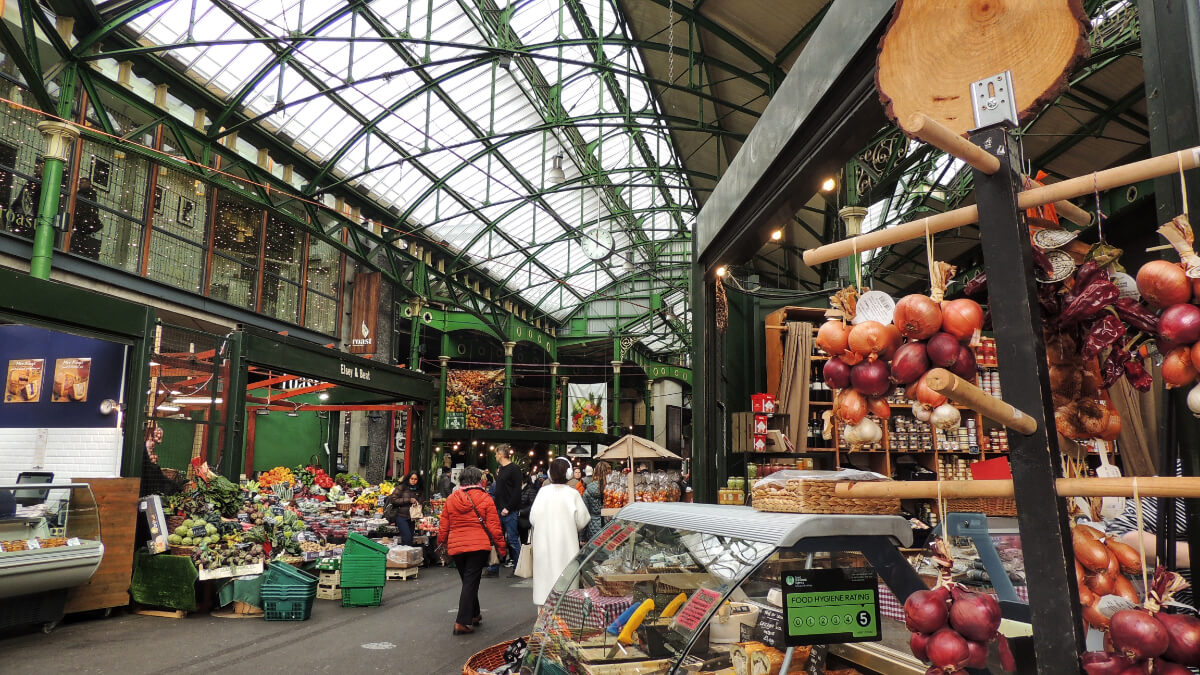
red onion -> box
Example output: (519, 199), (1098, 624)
(1080, 652), (1136, 675)
(925, 669), (967, 675)
(904, 589), (950, 634)
(949, 345), (977, 382)
(948, 587), (1001, 642)
(894, 294), (943, 340)
(1137, 260), (1191, 307)
(851, 359), (891, 397)
(926, 628), (971, 670)
(1110, 609), (1169, 660)
(930, 585), (953, 604)
(910, 631), (930, 661)
(927, 332), (961, 368)
(1155, 662), (1193, 675)
(1160, 303), (1200, 345)
(941, 298), (984, 343)
(964, 639), (988, 669)
(891, 342), (931, 384)
(823, 358), (852, 389)
(1159, 612), (1200, 666)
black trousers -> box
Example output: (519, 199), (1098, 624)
(452, 549), (490, 625)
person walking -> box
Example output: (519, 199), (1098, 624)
(530, 456), (589, 607)
(582, 461), (611, 541)
(517, 471), (540, 545)
(437, 466), (506, 635)
(386, 471), (421, 546)
(491, 445), (523, 573)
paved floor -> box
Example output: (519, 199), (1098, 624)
(0, 566), (538, 674)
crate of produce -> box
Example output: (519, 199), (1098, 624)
(341, 585), (384, 607)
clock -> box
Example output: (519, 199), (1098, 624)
(579, 227), (613, 260)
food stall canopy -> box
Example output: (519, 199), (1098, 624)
(592, 435), (682, 462)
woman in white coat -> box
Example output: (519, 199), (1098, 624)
(529, 456), (590, 606)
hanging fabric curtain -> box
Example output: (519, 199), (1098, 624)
(778, 321), (813, 451)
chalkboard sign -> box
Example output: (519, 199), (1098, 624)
(742, 604), (785, 649)
(781, 568), (882, 647)
(271, 505), (285, 516)
(191, 525), (209, 539)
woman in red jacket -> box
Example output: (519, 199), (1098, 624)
(437, 466), (506, 635)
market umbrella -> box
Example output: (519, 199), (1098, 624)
(592, 435), (682, 505)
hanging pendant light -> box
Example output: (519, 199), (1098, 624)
(547, 152), (566, 184)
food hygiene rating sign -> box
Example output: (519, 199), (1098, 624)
(781, 568), (881, 646)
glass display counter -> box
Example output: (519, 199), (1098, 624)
(521, 503), (933, 675)
(0, 483), (105, 602)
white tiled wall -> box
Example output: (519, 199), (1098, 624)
(0, 427), (123, 483)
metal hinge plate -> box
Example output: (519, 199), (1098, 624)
(970, 71), (1019, 129)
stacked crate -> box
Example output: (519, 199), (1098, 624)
(340, 533), (387, 607)
(260, 562), (318, 621)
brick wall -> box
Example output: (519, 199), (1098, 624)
(0, 427), (123, 483)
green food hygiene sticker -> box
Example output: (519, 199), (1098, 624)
(781, 568), (882, 646)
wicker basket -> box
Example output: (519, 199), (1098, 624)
(166, 513), (187, 532)
(168, 545), (197, 557)
(594, 576), (635, 598)
(944, 497), (1018, 516)
(462, 637), (527, 675)
(335, 502), (354, 512)
(751, 479), (900, 515)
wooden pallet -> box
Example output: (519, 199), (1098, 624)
(386, 567), (418, 581)
(132, 604), (187, 619)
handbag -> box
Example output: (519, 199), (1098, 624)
(409, 501), (423, 520)
(513, 540), (533, 578)
(383, 502), (399, 521)
(463, 489), (501, 566)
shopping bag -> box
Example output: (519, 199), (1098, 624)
(514, 542), (533, 578)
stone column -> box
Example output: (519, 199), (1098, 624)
(29, 121), (79, 279)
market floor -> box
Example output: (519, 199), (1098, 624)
(0, 566), (538, 674)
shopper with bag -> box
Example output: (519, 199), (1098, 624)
(437, 466), (506, 635)
(529, 456), (589, 607)
(582, 461), (611, 540)
(385, 471), (422, 546)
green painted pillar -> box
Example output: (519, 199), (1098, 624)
(611, 360), (622, 433)
(29, 121), (79, 279)
(645, 379), (654, 442)
(438, 355), (450, 429)
(407, 297), (423, 370)
(560, 376), (570, 431)
(549, 362), (560, 430)
(502, 341), (515, 429)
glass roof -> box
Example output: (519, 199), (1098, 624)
(126, 0), (696, 323)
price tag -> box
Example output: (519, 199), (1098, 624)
(271, 505), (285, 516)
(1036, 250), (1076, 283)
(1110, 272), (1139, 300)
(66, 537), (81, 546)
(746, 604), (785, 648)
(852, 291), (896, 325)
(191, 525), (209, 538)
(781, 568), (881, 646)
(1032, 228), (1078, 249)
(1096, 594), (1138, 617)
(673, 588), (723, 631)
(237, 512), (250, 523)
(26, 539), (40, 549)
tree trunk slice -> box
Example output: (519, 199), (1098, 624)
(877, 0), (1090, 138)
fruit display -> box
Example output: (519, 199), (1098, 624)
(445, 369), (505, 429)
(258, 466), (295, 490)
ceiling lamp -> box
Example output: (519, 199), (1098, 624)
(547, 153), (566, 184)
(567, 444), (590, 457)
(821, 177), (837, 192)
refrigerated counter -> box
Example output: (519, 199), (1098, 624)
(0, 483), (104, 631)
(520, 502), (940, 675)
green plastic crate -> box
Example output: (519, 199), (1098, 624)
(263, 562), (317, 591)
(262, 593), (315, 620)
(343, 533), (388, 559)
(341, 585), (384, 607)
(340, 567), (386, 588)
(314, 557), (341, 572)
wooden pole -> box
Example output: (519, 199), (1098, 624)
(833, 476), (1200, 499)
(909, 113), (1001, 174)
(802, 145), (1200, 267)
(924, 368), (1038, 434)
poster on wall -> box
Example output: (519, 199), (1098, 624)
(445, 369), (504, 429)
(5, 358), (44, 403)
(568, 382), (607, 433)
(51, 358), (92, 402)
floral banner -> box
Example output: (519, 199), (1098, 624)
(568, 382), (607, 433)
(445, 369), (505, 429)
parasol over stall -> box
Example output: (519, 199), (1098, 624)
(592, 435), (683, 510)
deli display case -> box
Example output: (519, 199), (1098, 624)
(520, 502), (943, 675)
(0, 483), (105, 631)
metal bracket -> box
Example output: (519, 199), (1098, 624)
(971, 71), (1019, 129)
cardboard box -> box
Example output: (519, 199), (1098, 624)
(752, 435), (767, 452)
(753, 415), (769, 434)
(751, 393), (776, 414)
